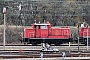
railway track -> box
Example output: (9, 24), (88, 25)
(0, 44), (89, 58)
(0, 43), (85, 46)
(0, 50), (90, 58)
(0, 44), (89, 51)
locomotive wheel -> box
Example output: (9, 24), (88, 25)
(55, 44), (60, 46)
(31, 42), (35, 45)
(55, 42), (61, 46)
(31, 42), (37, 46)
(84, 39), (90, 46)
(72, 40), (77, 44)
(24, 42), (28, 45)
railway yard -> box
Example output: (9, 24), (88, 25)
(0, 44), (89, 60)
(1, 0), (90, 60)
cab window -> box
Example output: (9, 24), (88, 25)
(41, 25), (47, 29)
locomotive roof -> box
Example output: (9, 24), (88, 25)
(34, 23), (51, 25)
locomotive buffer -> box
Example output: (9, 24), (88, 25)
(41, 43), (59, 52)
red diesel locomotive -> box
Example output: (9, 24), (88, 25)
(23, 21), (71, 45)
(23, 21), (90, 45)
(79, 26), (90, 45)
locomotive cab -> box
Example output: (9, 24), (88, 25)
(23, 22), (52, 45)
(32, 22), (51, 38)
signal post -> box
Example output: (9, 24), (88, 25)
(3, 7), (6, 50)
